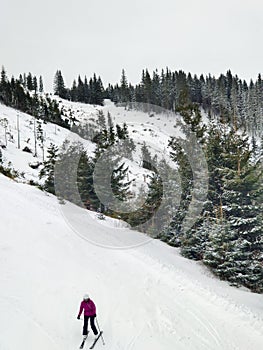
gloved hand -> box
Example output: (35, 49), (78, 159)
(77, 316), (80, 320)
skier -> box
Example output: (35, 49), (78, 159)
(77, 294), (98, 341)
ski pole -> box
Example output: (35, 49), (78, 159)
(95, 317), (105, 345)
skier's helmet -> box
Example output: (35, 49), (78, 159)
(83, 294), (89, 300)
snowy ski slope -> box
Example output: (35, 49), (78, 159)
(0, 175), (263, 350)
(1, 99), (263, 349)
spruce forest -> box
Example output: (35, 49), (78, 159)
(0, 67), (262, 293)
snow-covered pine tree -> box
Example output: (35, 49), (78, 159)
(76, 149), (98, 210)
(120, 69), (130, 104)
(26, 73), (34, 91)
(220, 164), (263, 291)
(39, 143), (59, 194)
(203, 219), (235, 278)
(54, 70), (67, 99)
(168, 138), (193, 247)
(111, 162), (131, 202)
(203, 127), (263, 292)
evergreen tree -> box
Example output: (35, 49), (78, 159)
(39, 143), (59, 194)
(142, 171), (163, 234)
(18, 74), (23, 86)
(180, 104), (206, 141)
(204, 165), (263, 291)
(180, 217), (210, 259)
(88, 74), (104, 105)
(168, 138), (193, 244)
(39, 76), (44, 93)
(76, 150), (97, 210)
(120, 69), (129, 103)
(0, 66), (9, 102)
(202, 126), (263, 291)
(33, 76), (38, 93)
(0, 117), (8, 147)
(111, 162), (130, 201)
(141, 142), (153, 170)
(54, 70), (67, 98)
(97, 110), (107, 131)
(107, 111), (114, 129)
(37, 121), (45, 161)
(142, 69), (152, 104)
(92, 142), (131, 213)
(151, 70), (162, 106)
(71, 79), (78, 101)
(219, 165), (263, 291)
(203, 220), (234, 276)
(77, 75), (85, 101)
(26, 73), (34, 91)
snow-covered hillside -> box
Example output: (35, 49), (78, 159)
(1, 174), (263, 350)
(0, 99), (177, 193)
(58, 98), (185, 157)
(0, 98), (186, 214)
(0, 102), (95, 183)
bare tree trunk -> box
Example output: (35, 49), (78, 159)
(17, 114), (20, 149)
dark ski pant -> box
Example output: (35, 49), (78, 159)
(83, 315), (98, 336)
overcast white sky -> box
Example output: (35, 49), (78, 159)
(1, 0), (262, 91)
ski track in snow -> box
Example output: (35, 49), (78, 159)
(136, 248), (263, 348)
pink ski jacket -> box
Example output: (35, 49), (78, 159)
(78, 299), (96, 317)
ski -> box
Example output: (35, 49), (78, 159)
(89, 331), (103, 349)
(79, 332), (89, 349)
(79, 340), (86, 349)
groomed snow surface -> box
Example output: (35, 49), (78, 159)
(1, 99), (263, 349)
(1, 174), (263, 350)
